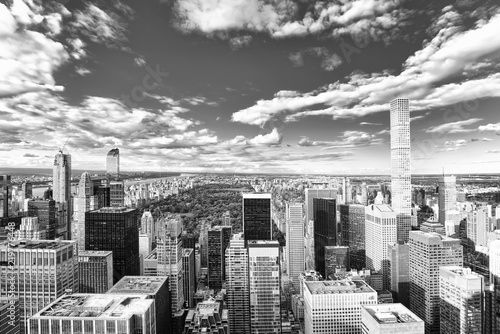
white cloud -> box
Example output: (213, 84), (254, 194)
(424, 119), (483, 134)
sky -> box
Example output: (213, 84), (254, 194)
(1, 0), (500, 175)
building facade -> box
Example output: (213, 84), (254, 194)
(324, 246), (349, 278)
(313, 197), (337, 277)
(106, 148), (120, 177)
(388, 242), (410, 308)
(438, 175), (457, 226)
(78, 250), (113, 293)
(183, 248), (196, 308)
(27, 200), (56, 240)
(286, 202), (304, 291)
(243, 193), (272, 241)
(207, 226), (232, 290)
(52, 152), (71, 204)
(361, 303), (424, 334)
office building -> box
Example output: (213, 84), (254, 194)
(340, 204), (366, 269)
(439, 266), (483, 334)
(409, 231), (463, 334)
(183, 297), (229, 334)
(94, 179), (110, 208)
(75, 172), (95, 251)
(305, 188), (337, 225)
(390, 98), (411, 243)
(199, 221), (209, 268)
(438, 175), (458, 226)
(304, 280), (377, 334)
(16, 217), (44, 240)
(243, 193), (272, 241)
(0, 240), (78, 334)
(53, 151), (71, 203)
(286, 202), (304, 291)
(110, 181), (125, 207)
(106, 148), (120, 177)
(325, 246), (349, 278)
(207, 225), (232, 290)
(144, 249), (158, 276)
(183, 248), (196, 308)
(22, 182), (32, 200)
(0, 297), (19, 334)
(78, 250), (113, 293)
(157, 215), (184, 313)
(108, 276), (171, 334)
(27, 294), (155, 334)
(388, 242), (410, 307)
(225, 233), (250, 334)
(365, 204), (398, 290)
(248, 240), (281, 334)
(27, 199), (56, 240)
(85, 207), (140, 283)
(467, 207), (490, 248)
(489, 240), (500, 333)
(313, 197), (337, 277)
(0, 175), (10, 218)
(361, 303), (424, 334)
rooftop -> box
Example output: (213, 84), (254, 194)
(145, 249), (157, 260)
(305, 279), (375, 295)
(247, 240), (280, 247)
(33, 294), (152, 319)
(363, 304), (423, 325)
(1, 239), (74, 250)
(242, 193), (272, 199)
(107, 276), (168, 294)
(91, 207), (135, 213)
(78, 250), (112, 257)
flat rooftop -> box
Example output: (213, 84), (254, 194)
(33, 294), (153, 319)
(242, 193), (272, 199)
(91, 207), (135, 213)
(363, 304), (423, 324)
(1, 240), (74, 250)
(78, 250), (112, 257)
(247, 240), (280, 247)
(107, 276), (168, 294)
(305, 280), (375, 295)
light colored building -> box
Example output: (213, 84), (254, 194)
(144, 249), (158, 276)
(109, 181), (125, 207)
(365, 204), (398, 290)
(439, 266), (483, 334)
(361, 303), (424, 334)
(0, 240), (78, 334)
(248, 240), (281, 334)
(157, 215), (184, 313)
(78, 250), (113, 293)
(409, 231), (463, 334)
(183, 297), (229, 334)
(27, 294), (155, 334)
(420, 220), (445, 235)
(16, 217), (44, 240)
(75, 172), (96, 251)
(438, 175), (458, 229)
(467, 207), (490, 248)
(304, 280), (377, 334)
(52, 151), (71, 204)
(286, 202), (304, 291)
(106, 148), (120, 177)
(390, 98), (411, 243)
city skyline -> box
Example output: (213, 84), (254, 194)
(1, 1), (500, 175)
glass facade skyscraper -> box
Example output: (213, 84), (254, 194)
(243, 193), (272, 241)
(313, 197), (337, 277)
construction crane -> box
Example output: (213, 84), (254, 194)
(59, 136), (71, 153)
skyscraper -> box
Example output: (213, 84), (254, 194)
(0, 175), (11, 218)
(439, 266), (483, 334)
(305, 188), (338, 226)
(85, 207), (140, 283)
(248, 240), (281, 334)
(409, 231), (463, 334)
(388, 241), (410, 308)
(365, 204), (398, 290)
(183, 248), (196, 308)
(340, 204), (366, 269)
(0, 297), (19, 334)
(157, 215), (184, 313)
(106, 148), (120, 177)
(109, 180), (125, 207)
(0, 240), (78, 334)
(208, 225), (232, 290)
(390, 98), (411, 243)
(489, 240), (500, 332)
(313, 197), (337, 277)
(75, 172), (95, 251)
(243, 193), (272, 241)
(226, 233), (251, 334)
(52, 151), (71, 203)
(78, 250), (113, 293)
(286, 202), (304, 291)
(27, 199), (56, 239)
(438, 175), (457, 226)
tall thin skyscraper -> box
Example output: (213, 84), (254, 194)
(75, 172), (95, 251)
(226, 233), (251, 334)
(489, 240), (500, 332)
(340, 204), (366, 269)
(248, 240), (282, 334)
(53, 151), (71, 203)
(208, 225), (232, 290)
(409, 231), (463, 334)
(313, 197), (337, 277)
(0, 175), (11, 218)
(390, 98), (411, 243)
(286, 202), (304, 291)
(106, 148), (120, 177)
(183, 248), (196, 308)
(243, 193), (272, 241)
(438, 175), (457, 224)
(388, 241), (410, 308)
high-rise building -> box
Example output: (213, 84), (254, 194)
(75, 172), (95, 251)
(409, 231), (463, 334)
(439, 266), (483, 334)
(199, 221), (209, 268)
(223, 210), (231, 226)
(109, 180), (125, 207)
(243, 193), (272, 241)
(27, 199), (56, 239)
(305, 188), (338, 225)
(21, 182), (32, 200)
(157, 215), (184, 313)
(94, 179), (110, 208)
(208, 225), (232, 290)
(361, 303), (424, 334)
(108, 275), (171, 334)
(0, 297), (19, 334)
(438, 175), (457, 226)
(28, 294), (155, 334)
(340, 204), (366, 269)
(304, 280), (377, 334)
(467, 207), (490, 248)
(390, 98), (411, 243)
(106, 148), (120, 177)
(0, 240), (78, 334)
(183, 248), (196, 308)
(286, 202), (304, 291)
(365, 204), (398, 290)
(489, 240), (500, 333)
(183, 297), (229, 334)
(0, 175), (11, 218)
(225, 233), (251, 334)
(313, 197), (337, 277)
(388, 241), (410, 307)
(77, 250), (113, 293)
(16, 217), (44, 240)
(85, 207), (140, 283)
(144, 249), (158, 276)
(325, 246), (349, 278)
(248, 240), (281, 334)
(52, 152), (71, 203)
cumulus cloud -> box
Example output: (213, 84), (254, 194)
(289, 47), (342, 71)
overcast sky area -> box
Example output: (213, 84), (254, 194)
(1, 0), (500, 175)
